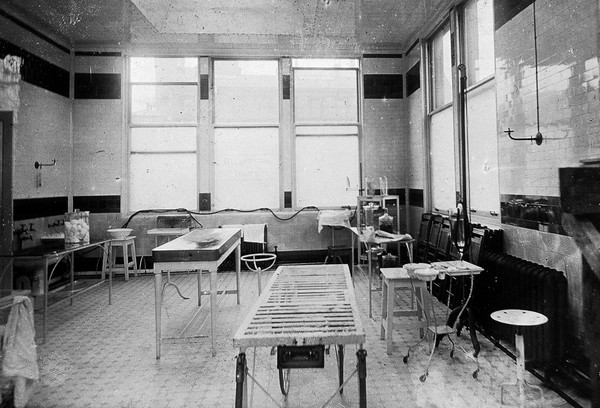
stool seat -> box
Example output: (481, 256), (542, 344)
(110, 236), (138, 281)
(380, 267), (430, 354)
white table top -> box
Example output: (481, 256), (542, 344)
(490, 309), (548, 327)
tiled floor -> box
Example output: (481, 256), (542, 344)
(19, 265), (588, 407)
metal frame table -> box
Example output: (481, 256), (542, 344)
(152, 228), (242, 358)
(360, 232), (414, 318)
(233, 264), (367, 408)
(0, 239), (112, 344)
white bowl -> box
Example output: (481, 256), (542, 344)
(107, 228), (133, 239)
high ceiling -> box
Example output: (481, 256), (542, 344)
(3, 0), (452, 52)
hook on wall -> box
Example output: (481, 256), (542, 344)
(504, 128), (543, 146)
(34, 159), (56, 169)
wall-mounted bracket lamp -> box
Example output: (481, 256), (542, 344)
(34, 159), (56, 169)
(504, 128), (543, 146)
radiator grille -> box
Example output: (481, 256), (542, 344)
(474, 250), (568, 379)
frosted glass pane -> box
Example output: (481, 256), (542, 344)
(131, 127), (196, 152)
(295, 125), (358, 136)
(430, 107), (456, 211)
(296, 135), (359, 207)
(294, 70), (358, 123)
(214, 128), (279, 209)
(464, 0), (495, 85)
(466, 83), (500, 213)
(130, 153), (197, 211)
(131, 85), (197, 124)
(431, 26), (452, 109)
(131, 57), (198, 82)
(214, 60), (279, 123)
(292, 59), (359, 68)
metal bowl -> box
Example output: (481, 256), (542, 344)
(107, 228), (133, 239)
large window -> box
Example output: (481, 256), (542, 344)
(293, 59), (360, 208)
(213, 60), (280, 209)
(426, 0), (499, 217)
(129, 57), (198, 211)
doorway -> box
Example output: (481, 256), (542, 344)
(0, 111), (13, 298)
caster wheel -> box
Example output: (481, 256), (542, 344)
(472, 369), (479, 379)
(403, 355), (409, 364)
(450, 350), (454, 358)
(419, 374), (427, 382)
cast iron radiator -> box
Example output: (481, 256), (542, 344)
(473, 250), (568, 380)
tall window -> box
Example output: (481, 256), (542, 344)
(213, 60), (280, 209)
(129, 57), (198, 211)
(293, 59), (360, 208)
(462, 0), (499, 215)
(428, 24), (456, 212)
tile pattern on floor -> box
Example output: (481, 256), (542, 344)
(18, 265), (583, 407)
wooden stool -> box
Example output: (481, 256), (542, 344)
(380, 267), (430, 354)
(110, 236), (138, 281)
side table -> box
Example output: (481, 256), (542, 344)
(490, 309), (548, 406)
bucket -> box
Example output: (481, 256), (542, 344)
(64, 210), (90, 244)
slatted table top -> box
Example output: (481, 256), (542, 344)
(233, 264), (365, 350)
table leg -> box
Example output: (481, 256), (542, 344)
(69, 252), (75, 306)
(368, 245), (372, 318)
(235, 352), (248, 408)
(108, 244), (112, 305)
(154, 269), (162, 359)
(337, 344), (345, 393)
(357, 347), (367, 408)
(235, 244), (241, 305)
(42, 258), (49, 344)
(210, 269), (217, 357)
(515, 331), (525, 406)
(197, 269), (202, 306)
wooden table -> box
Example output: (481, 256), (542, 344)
(152, 228), (241, 358)
(233, 264), (367, 408)
(0, 239), (112, 344)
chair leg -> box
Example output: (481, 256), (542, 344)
(131, 241), (138, 277)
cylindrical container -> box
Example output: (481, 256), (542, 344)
(379, 176), (388, 196)
(64, 210), (90, 244)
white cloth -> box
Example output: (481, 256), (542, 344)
(221, 224), (266, 244)
(243, 224), (266, 244)
(317, 210), (352, 233)
(2, 296), (39, 408)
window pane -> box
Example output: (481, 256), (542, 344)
(214, 60), (279, 123)
(296, 125), (358, 136)
(214, 128), (279, 209)
(292, 59), (359, 68)
(296, 135), (359, 207)
(430, 106), (456, 211)
(130, 153), (197, 211)
(464, 0), (495, 85)
(431, 25), (453, 109)
(131, 85), (197, 124)
(130, 57), (198, 82)
(294, 70), (358, 123)
(130, 127), (196, 152)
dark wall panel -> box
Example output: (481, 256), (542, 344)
(75, 73), (121, 99)
(14, 197), (68, 221)
(363, 74), (403, 99)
